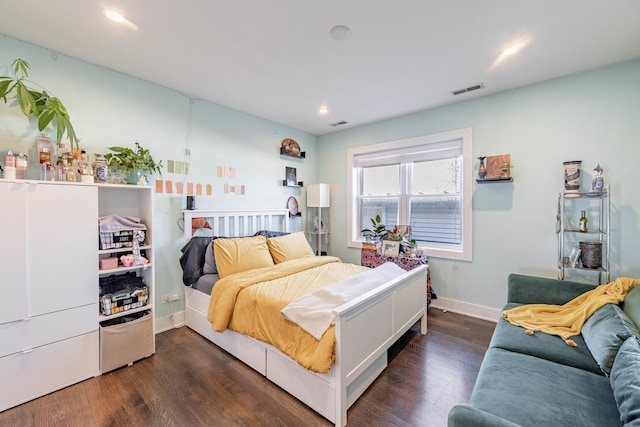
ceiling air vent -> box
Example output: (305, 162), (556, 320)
(329, 121), (348, 127)
(452, 83), (484, 96)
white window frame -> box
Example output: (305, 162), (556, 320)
(347, 127), (473, 261)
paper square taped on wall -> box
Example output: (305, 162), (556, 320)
(176, 182), (184, 194)
(187, 182), (194, 195)
(165, 180), (173, 194)
(196, 184), (203, 196)
(206, 184), (213, 196)
(155, 180), (163, 193)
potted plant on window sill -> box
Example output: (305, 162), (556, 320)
(361, 215), (387, 243)
(0, 58), (79, 150)
(105, 142), (162, 185)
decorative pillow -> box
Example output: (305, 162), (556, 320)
(582, 303), (640, 375)
(203, 241), (217, 274)
(267, 231), (315, 263)
(610, 336), (640, 426)
(254, 230), (290, 238)
(213, 235), (274, 278)
(179, 236), (213, 286)
(191, 217), (211, 235)
(623, 285), (640, 336)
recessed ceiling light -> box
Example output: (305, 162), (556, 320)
(105, 10), (125, 23)
(503, 46), (519, 56)
(330, 25), (351, 41)
(318, 105), (328, 115)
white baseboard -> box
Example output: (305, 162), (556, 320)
(430, 297), (500, 323)
(155, 310), (186, 333)
(154, 301), (498, 334)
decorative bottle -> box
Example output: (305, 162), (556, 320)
(579, 210), (588, 232)
(93, 154), (109, 184)
(36, 133), (52, 165)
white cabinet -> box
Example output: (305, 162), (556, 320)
(27, 184), (98, 315)
(0, 181), (99, 412)
(0, 183), (27, 325)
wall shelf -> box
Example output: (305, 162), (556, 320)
(476, 177), (513, 183)
(282, 180), (304, 187)
(280, 147), (306, 159)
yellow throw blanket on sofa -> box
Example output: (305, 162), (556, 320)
(502, 277), (640, 344)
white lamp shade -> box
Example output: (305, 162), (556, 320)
(307, 183), (330, 207)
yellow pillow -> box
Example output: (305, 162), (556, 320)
(267, 231), (315, 263)
(213, 235), (274, 278)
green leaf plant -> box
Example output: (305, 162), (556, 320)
(106, 142), (163, 176)
(361, 214), (387, 239)
(0, 58), (79, 150)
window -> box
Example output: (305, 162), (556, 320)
(348, 128), (472, 261)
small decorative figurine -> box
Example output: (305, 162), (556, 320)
(137, 174), (149, 186)
(591, 164), (604, 193)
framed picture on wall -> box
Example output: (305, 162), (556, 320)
(286, 167), (297, 186)
(381, 240), (401, 257)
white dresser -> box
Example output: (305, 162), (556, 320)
(0, 181), (99, 412)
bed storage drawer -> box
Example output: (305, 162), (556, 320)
(100, 311), (154, 373)
(0, 304), (97, 358)
(0, 331), (99, 412)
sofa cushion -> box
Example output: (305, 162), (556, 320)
(610, 336), (640, 426)
(623, 285), (640, 335)
(582, 303), (639, 375)
(492, 303), (602, 374)
(470, 348), (620, 427)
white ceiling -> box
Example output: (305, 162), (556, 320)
(1, 1), (639, 136)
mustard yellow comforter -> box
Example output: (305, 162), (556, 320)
(207, 256), (370, 373)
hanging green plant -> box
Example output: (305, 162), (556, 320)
(0, 58), (78, 150)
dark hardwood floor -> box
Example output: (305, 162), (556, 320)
(0, 309), (495, 427)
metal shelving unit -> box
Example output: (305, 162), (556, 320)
(557, 186), (610, 284)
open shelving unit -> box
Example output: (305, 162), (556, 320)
(557, 186), (610, 284)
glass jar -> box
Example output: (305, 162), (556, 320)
(15, 153), (28, 179)
(92, 154), (109, 184)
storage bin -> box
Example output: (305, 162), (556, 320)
(100, 285), (148, 316)
(100, 311), (154, 373)
(99, 257), (118, 270)
(100, 229), (135, 250)
(98, 214), (146, 250)
(100, 272), (148, 316)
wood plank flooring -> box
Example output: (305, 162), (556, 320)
(0, 309), (495, 427)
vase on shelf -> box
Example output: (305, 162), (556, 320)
(478, 156), (487, 179)
(127, 169), (146, 185)
(563, 160), (582, 193)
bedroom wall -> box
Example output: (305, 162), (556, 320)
(317, 58), (640, 318)
(3, 33), (639, 324)
(0, 35), (318, 323)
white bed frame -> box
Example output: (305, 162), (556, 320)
(182, 209), (428, 427)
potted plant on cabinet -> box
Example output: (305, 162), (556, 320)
(0, 58), (79, 150)
(105, 142), (162, 185)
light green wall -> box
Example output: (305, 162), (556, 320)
(318, 58), (640, 310)
(0, 35), (317, 319)
(3, 33), (639, 317)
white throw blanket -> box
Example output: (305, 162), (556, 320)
(281, 262), (406, 340)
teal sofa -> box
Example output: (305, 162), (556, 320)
(448, 274), (640, 427)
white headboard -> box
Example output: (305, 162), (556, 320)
(182, 209), (290, 242)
